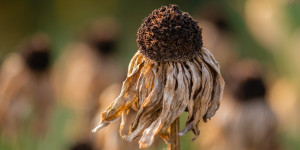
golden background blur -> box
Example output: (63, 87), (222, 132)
(0, 0), (299, 150)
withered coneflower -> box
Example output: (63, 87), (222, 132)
(93, 5), (225, 148)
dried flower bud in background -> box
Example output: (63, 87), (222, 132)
(53, 17), (122, 147)
(93, 5), (225, 149)
(0, 33), (54, 138)
(84, 17), (120, 56)
(200, 60), (279, 150)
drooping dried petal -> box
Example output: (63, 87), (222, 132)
(93, 47), (225, 148)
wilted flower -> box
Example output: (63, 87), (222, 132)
(93, 5), (225, 148)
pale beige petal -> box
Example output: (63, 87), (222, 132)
(201, 47), (220, 71)
(205, 74), (225, 120)
(163, 62), (189, 130)
(136, 62), (154, 106)
(93, 61), (144, 132)
(132, 65), (163, 129)
(138, 63), (176, 147)
(186, 60), (201, 121)
(200, 48), (225, 120)
(128, 51), (144, 75)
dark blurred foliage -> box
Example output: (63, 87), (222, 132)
(0, 0), (279, 64)
(69, 141), (94, 150)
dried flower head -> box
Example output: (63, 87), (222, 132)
(21, 34), (51, 72)
(85, 18), (119, 55)
(0, 34), (54, 138)
(93, 4), (225, 149)
(137, 5), (202, 62)
(227, 60), (266, 101)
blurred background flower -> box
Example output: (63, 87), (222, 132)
(0, 0), (299, 150)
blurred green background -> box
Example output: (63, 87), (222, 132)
(0, 0), (300, 150)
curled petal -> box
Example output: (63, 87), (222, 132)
(93, 57), (144, 132)
(128, 51), (143, 75)
(105, 61), (144, 119)
(132, 65), (163, 129)
(205, 74), (225, 120)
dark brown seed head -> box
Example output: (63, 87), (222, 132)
(137, 4), (203, 62)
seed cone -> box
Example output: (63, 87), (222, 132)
(137, 5), (203, 62)
(93, 5), (224, 149)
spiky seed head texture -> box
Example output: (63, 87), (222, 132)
(137, 5), (203, 62)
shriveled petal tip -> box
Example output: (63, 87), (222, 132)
(178, 123), (193, 136)
(92, 117), (120, 132)
(92, 124), (105, 133)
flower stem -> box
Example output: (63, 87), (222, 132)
(168, 117), (180, 150)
